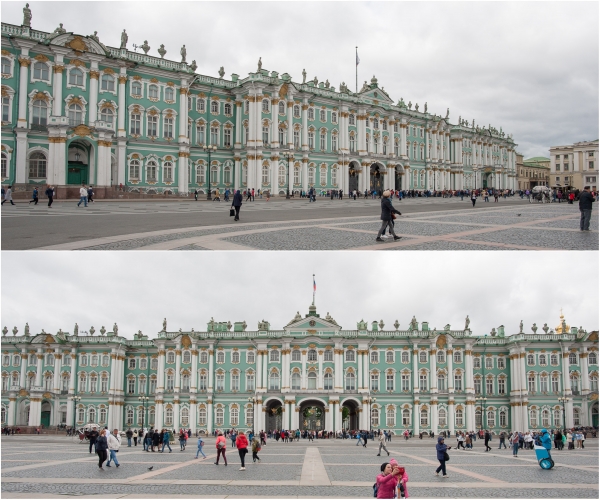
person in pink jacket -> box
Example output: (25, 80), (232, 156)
(390, 459), (409, 498)
(214, 431), (227, 466)
(375, 462), (400, 499)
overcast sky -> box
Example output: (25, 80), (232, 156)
(1, 252), (598, 339)
(2, 1), (598, 159)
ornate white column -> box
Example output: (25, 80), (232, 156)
(358, 109), (367, 155)
(19, 350), (27, 388)
(68, 350), (77, 394)
(175, 344), (182, 393)
(448, 399), (455, 434)
(208, 346), (214, 391)
(155, 401), (164, 430)
(357, 350), (363, 390)
(8, 396), (17, 426)
(561, 348), (571, 396)
(50, 49), (68, 117)
(117, 69), (127, 186)
(326, 401), (334, 430)
(580, 349), (590, 393)
(334, 346), (342, 391)
(235, 99), (243, 148)
(88, 57), (101, 124)
(16, 55), (30, 127)
(412, 344), (419, 394)
(447, 345), (454, 392)
(430, 345), (437, 393)
(318, 350), (324, 390)
(465, 346), (474, 394)
(301, 99), (308, 152)
(189, 397), (197, 434)
(337, 402), (343, 432)
(191, 344), (198, 393)
(466, 401), (474, 431)
(157, 347), (166, 392)
(53, 349), (62, 392)
(431, 400), (438, 434)
(270, 97), (278, 148)
(413, 401), (420, 436)
(301, 350), (307, 389)
(256, 348), (263, 390)
(286, 99), (294, 148)
(520, 350), (528, 395)
(255, 398), (263, 431)
(35, 349), (43, 387)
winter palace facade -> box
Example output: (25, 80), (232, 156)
(1, 305), (598, 434)
(1, 10), (518, 198)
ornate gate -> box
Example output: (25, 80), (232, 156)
(370, 165), (383, 193)
(349, 166), (359, 193)
(266, 405), (282, 431)
(301, 406), (324, 431)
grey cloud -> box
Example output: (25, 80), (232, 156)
(2, 2), (597, 158)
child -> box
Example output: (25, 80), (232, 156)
(252, 435), (262, 463)
(390, 459), (409, 498)
(195, 436), (206, 459)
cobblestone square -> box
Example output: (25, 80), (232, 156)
(1, 435), (598, 498)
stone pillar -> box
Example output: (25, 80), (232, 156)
(561, 349), (571, 396)
(326, 401), (334, 430)
(68, 351), (77, 393)
(15, 129), (29, 185)
(8, 396), (17, 426)
(447, 346), (454, 393)
(580, 350), (590, 392)
(116, 71), (127, 186)
(429, 346), (437, 393)
(413, 401), (420, 436)
(431, 400), (438, 434)
(35, 350), (43, 387)
(88, 63), (100, 124)
(520, 351), (527, 395)
(255, 398), (263, 431)
(178, 150), (189, 195)
(448, 399), (455, 434)
(357, 350), (363, 390)
(53, 350), (62, 392)
(466, 400), (474, 431)
(28, 396), (42, 427)
(191, 346), (198, 393)
(19, 351), (27, 388)
(157, 348), (166, 392)
(318, 350), (324, 390)
(173, 400), (180, 430)
(208, 347), (214, 391)
(16, 56), (30, 128)
(337, 402), (343, 433)
(175, 345), (182, 393)
(270, 97), (278, 149)
(234, 155), (241, 192)
(189, 399), (197, 434)
(334, 347), (342, 391)
(256, 349), (262, 390)
(263, 351), (269, 391)
(361, 399), (368, 429)
(301, 99), (308, 152)
(234, 99), (243, 148)
(465, 347), (474, 393)
(289, 400), (296, 429)
(155, 400), (164, 430)
(52, 63), (64, 116)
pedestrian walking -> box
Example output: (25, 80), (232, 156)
(232, 189), (242, 221)
(251, 435), (262, 463)
(484, 430), (492, 451)
(151, 428), (160, 451)
(77, 184), (88, 207)
(161, 429), (172, 453)
(45, 185), (54, 207)
(236, 430), (249, 470)
(246, 189), (252, 202)
(29, 187), (39, 205)
(375, 462), (400, 499)
(471, 190), (477, 207)
(213, 188), (221, 202)
(87, 185), (94, 203)
(126, 428), (133, 447)
(179, 429), (187, 451)
(88, 428), (99, 454)
(434, 436), (450, 478)
(195, 436), (207, 459)
(96, 429), (108, 470)
(498, 431), (507, 449)
(194, 189), (198, 201)
(579, 186), (595, 231)
(106, 428), (121, 468)
(214, 431), (228, 465)
(133, 429), (138, 446)
(2, 185), (15, 206)
(511, 432), (520, 457)
(377, 431), (390, 456)
(376, 191), (401, 242)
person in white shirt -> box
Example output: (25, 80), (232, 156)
(106, 428), (121, 467)
(77, 184), (88, 207)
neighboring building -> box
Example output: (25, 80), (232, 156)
(1, 11), (518, 199)
(549, 140), (599, 192)
(517, 156), (550, 190)
(1, 304), (598, 434)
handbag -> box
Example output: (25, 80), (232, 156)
(229, 208), (235, 217)
(391, 212), (397, 220)
(443, 451), (450, 461)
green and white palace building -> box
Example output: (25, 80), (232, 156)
(1, 305), (598, 434)
(1, 9), (518, 198)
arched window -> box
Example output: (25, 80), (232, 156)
(216, 351), (225, 363)
(100, 107), (114, 124)
(164, 87), (174, 101)
(180, 407), (189, 426)
(151, 358), (158, 370)
(68, 103), (83, 126)
(293, 105), (300, 118)
(247, 350), (255, 364)
(420, 408), (428, 426)
(324, 349), (333, 362)
(181, 374), (190, 391)
(33, 61), (49, 80)
(146, 160), (157, 182)
(386, 351), (394, 363)
(345, 350), (355, 362)
(588, 352), (597, 365)
(307, 349), (317, 362)
(320, 165), (327, 184)
(132, 81), (142, 96)
(455, 408), (463, 426)
(437, 351), (445, 363)
(163, 161), (173, 182)
(198, 407), (207, 425)
(262, 99), (269, 112)
(324, 372), (333, 390)
(570, 374), (579, 391)
(419, 352), (427, 363)
(28, 151), (47, 179)
(269, 370), (280, 390)
(270, 350), (280, 363)
(487, 410), (495, 428)
(130, 113), (141, 135)
(165, 351), (175, 364)
(200, 351), (208, 364)
(345, 371), (355, 390)
(165, 407), (173, 426)
(539, 354), (547, 366)
(291, 372), (301, 390)
(473, 357), (481, 369)
(262, 164), (269, 185)
(211, 100), (219, 114)
(1, 57), (11, 75)
(148, 84), (159, 99)
(308, 107), (314, 120)
(307, 371), (317, 389)
(32, 99), (48, 126)
(291, 350), (301, 361)
(371, 407), (379, 427)
(527, 354), (535, 365)
(308, 167), (315, 185)
(438, 373), (446, 391)
(129, 159), (140, 180)
(569, 353), (578, 365)
(101, 74), (114, 91)
(196, 162), (205, 184)
(485, 357), (493, 369)
(278, 101), (285, 115)
(401, 351), (409, 364)
(1, 152), (7, 178)
(590, 375), (598, 392)
(182, 351), (191, 364)
(402, 408), (411, 426)
(278, 165), (286, 186)
(438, 408), (447, 426)
(529, 408), (538, 427)
(371, 351), (379, 364)
(387, 407), (395, 427)
(246, 406), (253, 426)
(320, 109), (326, 122)
(69, 68), (83, 86)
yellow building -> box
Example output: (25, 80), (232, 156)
(549, 140), (599, 191)
(517, 154), (550, 190)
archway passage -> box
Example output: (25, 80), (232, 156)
(591, 403), (598, 428)
(370, 164), (383, 193)
(395, 166), (403, 191)
(41, 401), (51, 427)
(299, 400), (325, 431)
(265, 400), (282, 432)
(348, 162), (360, 193)
(341, 399), (360, 431)
(67, 140), (92, 185)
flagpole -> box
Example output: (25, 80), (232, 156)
(355, 46), (358, 94)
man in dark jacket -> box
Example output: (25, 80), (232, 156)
(232, 190), (243, 221)
(376, 190), (401, 241)
(45, 185), (54, 207)
(88, 428), (99, 454)
(578, 186), (595, 231)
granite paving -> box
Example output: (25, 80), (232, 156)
(460, 227), (599, 250)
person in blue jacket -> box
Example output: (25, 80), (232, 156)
(434, 436), (451, 478)
(540, 428), (552, 460)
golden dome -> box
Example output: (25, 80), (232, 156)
(555, 311), (570, 334)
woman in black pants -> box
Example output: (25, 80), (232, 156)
(232, 190), (243, 221)
(96, 429), (108, 470)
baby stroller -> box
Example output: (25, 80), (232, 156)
(534, 444), (554, 469)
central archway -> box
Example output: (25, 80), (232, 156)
(298, 399), (326, 431)
(67, 139), (95, 185)
(370, 163), (383, 193)
(341, 399), (360, 431)
(264, 399), (283, 432)
(348, 161), (360, 193)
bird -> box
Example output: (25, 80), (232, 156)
(148, 466), (153, 471)
(517, 214), (521, 216)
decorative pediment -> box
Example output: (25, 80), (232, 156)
(49, 34), (108, 56)
(359, 86), (393, 105)
(31, 333), (56, 344)
(285, 315), (341, 332)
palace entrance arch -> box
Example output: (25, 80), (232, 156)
(299, 399), (326, 431)
(348, 161), (360, 193)
(67, 139), (94, 185)
(370, 163), (383, 194)
(264, 399), (283, 431)
(341, 399), (360, 431)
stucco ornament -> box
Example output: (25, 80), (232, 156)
(2, 326), (7, 336)
(241, 321), (247, 331)
(531, 323), (538, 334)
(357, 319), (367, 330)
(100, 326), (106, 336)
(542, 323), (549, 334)
(218, 66), (225, 78)
(379, 320), (384, 330)
(394, 320), (400, 331)
(190, 60), (197, 72)
(12, 326), (18, 336)
(141, 40), (150, 54)
(89, 326), (95, 336)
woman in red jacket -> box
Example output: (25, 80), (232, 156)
(236, 431), (249, 470)
(214, 431), (227, 466)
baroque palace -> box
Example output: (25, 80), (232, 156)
(1, 6), (518, 198)
(1, 304), (598, 434)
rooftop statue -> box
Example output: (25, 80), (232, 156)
(394, 319), (400, 331)
(490, 327), (496, 336)
(23, 3), (32, 27)
(180, 45), (187, 63)
(113, 323), (118, 336)
(519, 320), (523, 333)
(24, 323), (30, 336)
(100, 326), (106, 336)
(141, 40), (150, 54)
(325, 79), (330, 88)
(12, 326), (18, 336)
(531, 323), (538, 334)
(302, 68), (306, 84)
(90, 31), (100, 43)
(357, 319), (367, 330)
(218, 66), (225, 78)
(313, 76), (318, 85)
(257, 57), (262, 71)
(120, 29), (128, 49)
(227, 321), (232, 331)
(163, 318), (167, 331)
(424, 102), (428, 113)
(89, 326), (95, 336)
(241, 320), (247, 331)
(408, 101), (412, 109)
(465, 315), (470, 330)
(190, 60), (197, 72)
(410, 316), (418, 331)
(542, 323), (549, 334)
(415, 103), (419, 112)
(445, 108), (449, 119)
(379, 319), (384, 330)
(158, 44), (166, 59)
(2, 326), (7, 336)
(53, 23), (66, 35)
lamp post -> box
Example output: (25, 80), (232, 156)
(203, 144), (217, 200)
(476, 396), (487, 431)
(139, 396), (149, 432)
(70, 395), (81, 433)
(247, 397), (255, 436)
(558, 396), (569, 430)
(283, 150), (294, 199)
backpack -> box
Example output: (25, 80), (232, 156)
(373, 483), (378, 498)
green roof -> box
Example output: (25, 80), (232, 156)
(524, 157), (550, 162)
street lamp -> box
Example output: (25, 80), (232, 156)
(558, 396), (569, 430)
(139, 396), (149, 431)
(247, 397), (255, 436)
(283, 150), (294, 199)
(203, 144), (217, 200)
(70, 395), (81, 433)
(476, 396), (487, 431)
